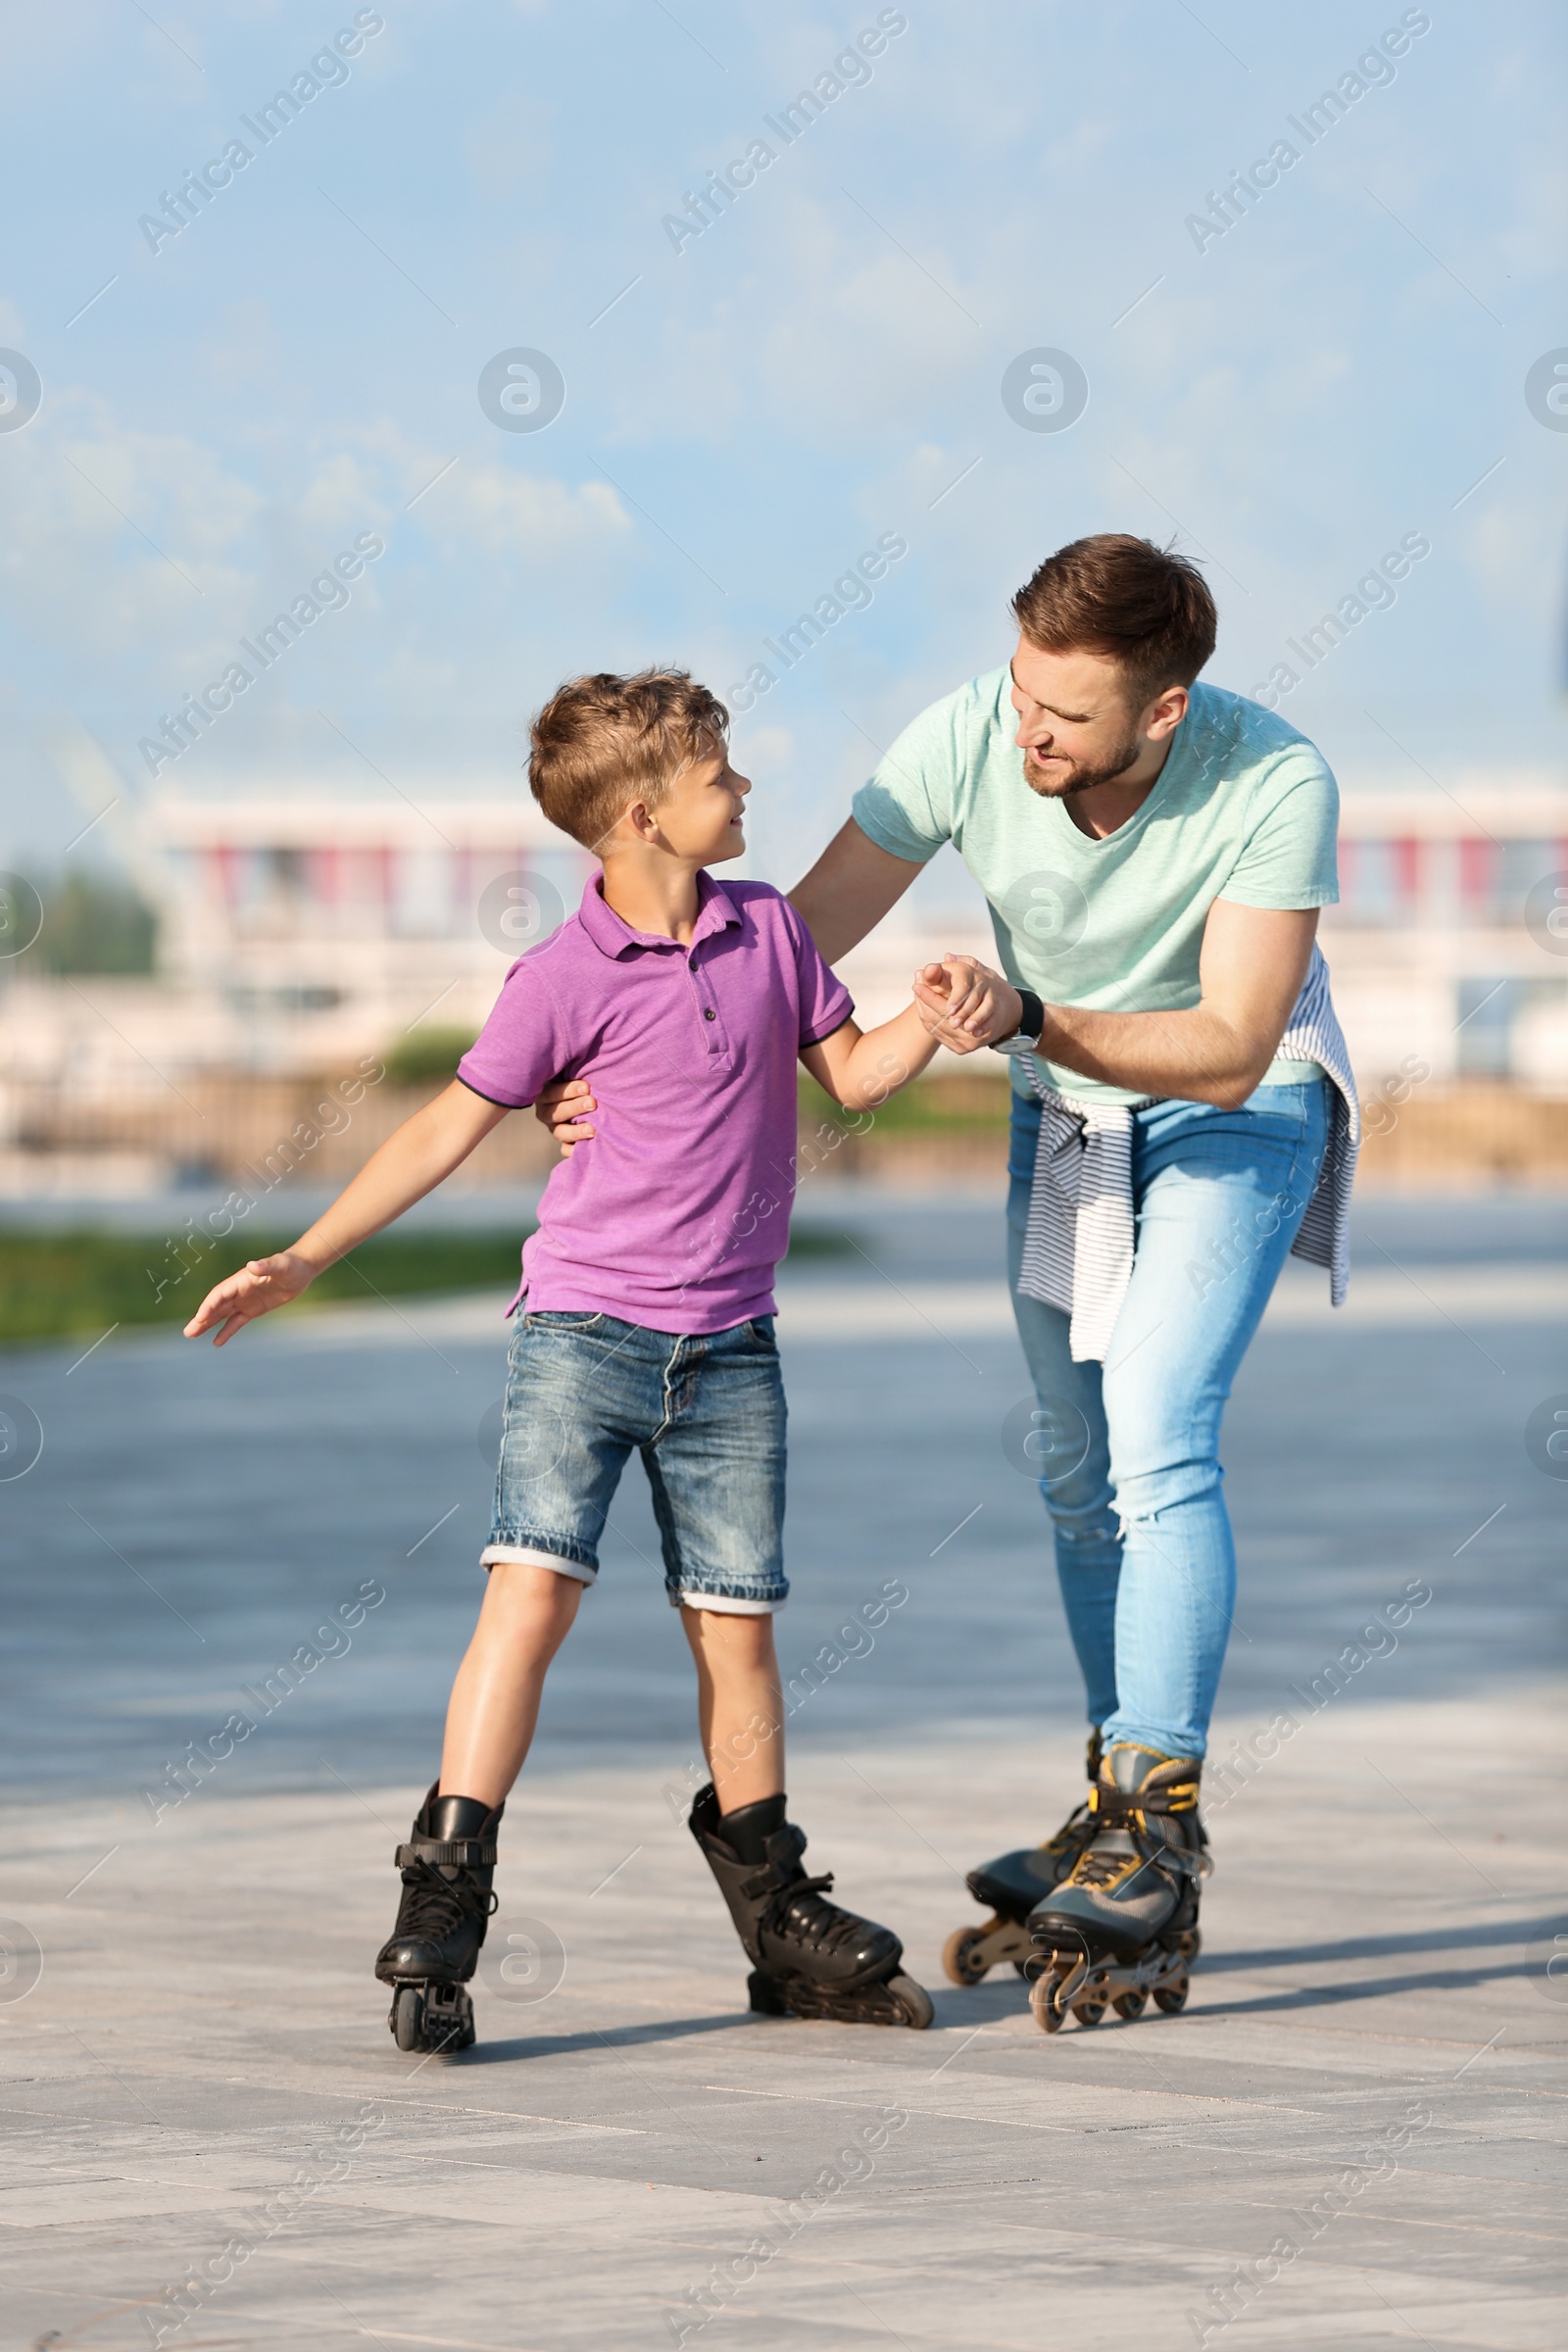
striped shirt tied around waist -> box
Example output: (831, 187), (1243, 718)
(1015, 945), (1360, 1364)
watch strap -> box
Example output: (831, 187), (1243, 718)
(1015, 989), (1045, 1046)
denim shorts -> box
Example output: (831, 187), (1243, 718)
(481, 1310), (788, 1613)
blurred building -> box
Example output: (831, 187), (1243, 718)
(0, 792), (590, 1095)
(143, 790), (591, 1070)
(1324, 780), (1568, 1087)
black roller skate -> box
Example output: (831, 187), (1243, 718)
(689, 1782), (933, 2029)
(374, 1785), (503, 2054)
(944, 1731), (1102, 1986)
(1023, 1742), (1209, 2034)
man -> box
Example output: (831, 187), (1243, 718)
(539, 534), (1357, 2000)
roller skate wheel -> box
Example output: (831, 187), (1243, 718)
(1112, 1989), (1148, 2020)
(886, 1972), (935, 2030)
(1028, 1972), (1066, 2034)
(941, 1927), (993, 1987)
(1179, 1928), (1201, 1962)
(423, 1983), (475, 2052)
(392, 1985), (424, 2051)
(1153, 1973), (1190, 2015)
(1070, 1998), (1105, 2028)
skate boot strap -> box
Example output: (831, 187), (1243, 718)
(738, 1859), (832, 1904)
(396, 1837), (499, 1869)
(1088, 1783), (1200, 1826)
(727, 1822), (809, 1899)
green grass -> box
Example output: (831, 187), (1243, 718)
(379, 1026), (479, 1085)
(799, 1070), (1012, 1134)
(0, 1222), (856, 1345)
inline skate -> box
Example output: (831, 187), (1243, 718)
(689, 1782), (932, 2028)
(374, 1784), (503, 2053)
(1023, 1742), (1208, 2033)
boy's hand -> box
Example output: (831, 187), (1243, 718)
(912, 956), (1024, 1055)
(183, 1250), (318, 1347)
(533, 1076), (597, 1156)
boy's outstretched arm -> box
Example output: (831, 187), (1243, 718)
(800, 975), (961, 1112)
(183, 1079), (511, 1347)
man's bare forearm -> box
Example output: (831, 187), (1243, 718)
(788, 818), (923, 963)
(1036, 1002), (1275, 1109)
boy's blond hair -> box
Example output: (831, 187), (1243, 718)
(528, 668), (729, 851)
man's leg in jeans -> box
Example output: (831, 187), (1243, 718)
(1098, 1083), (1328, 1760)
(1005, 1154), (1121, 1734)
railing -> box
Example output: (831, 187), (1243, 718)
(1, 1070), (1565, 1196)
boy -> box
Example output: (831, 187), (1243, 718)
(185, 668), (956, 2052)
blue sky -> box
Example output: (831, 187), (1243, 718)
(0, 0), (1563, 899)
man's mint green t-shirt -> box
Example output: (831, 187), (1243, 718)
(851, 669), (1340, 1105)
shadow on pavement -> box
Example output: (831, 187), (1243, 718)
(1201, 1911), (1563, 1973)
(456, 2010), (753, 2063)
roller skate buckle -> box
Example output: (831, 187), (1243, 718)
(387, 1980), (476, 2054)
(941, 1916), (1036, 1986)
(1027, 1936), (1194, 2034)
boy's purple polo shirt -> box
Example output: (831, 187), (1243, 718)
(458, 872), (853, 1334)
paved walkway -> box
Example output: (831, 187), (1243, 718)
(1, 1192), (1564, 2350)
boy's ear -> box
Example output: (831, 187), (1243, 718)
(597, 799), (641, 852)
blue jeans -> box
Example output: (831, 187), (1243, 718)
(481, 1310), (788, 1609)
(1007, 1081), (1328, 1760)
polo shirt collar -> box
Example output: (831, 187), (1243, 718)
(578, 868), (742, 959)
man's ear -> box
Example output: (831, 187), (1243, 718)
(1142, 684), (1189, 743)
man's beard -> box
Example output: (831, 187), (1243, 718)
(1022, 732), (1144, 798)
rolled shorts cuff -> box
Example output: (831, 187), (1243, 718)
(667, 1587), (785, 1616)
(480, 1542), (597, 1585)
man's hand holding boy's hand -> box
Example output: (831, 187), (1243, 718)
(911, 956), (1024, 1055)
(184, 1250), (318, 1347)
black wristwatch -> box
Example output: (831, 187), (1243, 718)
(991, 988), (1045, 1055)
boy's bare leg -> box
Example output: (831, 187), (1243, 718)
(681, 1606), (785, 1811)
(438, 1563), (583, 1806)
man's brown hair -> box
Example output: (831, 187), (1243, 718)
(527, 668), (729, 851)
(1010, 534), (1216, 707)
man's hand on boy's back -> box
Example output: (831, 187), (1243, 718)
(184, 1250), (318, 1347)
(534, 1076), (597, 1154)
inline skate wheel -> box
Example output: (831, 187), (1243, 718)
(1028, 1972), (1066, 2034)
(1112, 1989), (1148, 2020)
(392, 1985), (423, 2050)
(1153, 1973), (1190, 2015)
(941, 1927), (993, 1987)
(1071, 1998), (1105, 2028)
(887, 1973), (935, 2030)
